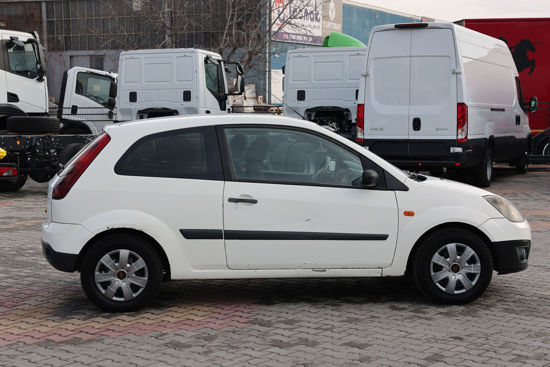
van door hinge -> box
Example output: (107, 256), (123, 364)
(363, 70), (371, 77)
(452, 68), (462, 74)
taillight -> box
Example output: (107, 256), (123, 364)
(356, 103), (365, 144)
(0, 166), (17, 177)
(52, 133), (110, 200)
(457, 103), (468, 143)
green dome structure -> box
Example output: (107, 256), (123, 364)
(322, 32), (366, 47)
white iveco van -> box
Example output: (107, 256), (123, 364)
(356, 22), (537, 187)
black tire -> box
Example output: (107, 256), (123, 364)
(59, 143), (85, 165)
(6, 116), (60, 134)
(514, 152), (528, 174)
(0, 173), (28, 192)
(472, 147), (492, 187)
(80, 234), (162, 312)
(412, 228), (493, 304)
(59, 126), (91, 135)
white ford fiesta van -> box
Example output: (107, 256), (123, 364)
(42, 115), (531, 311)
(356, 22), (538, 187)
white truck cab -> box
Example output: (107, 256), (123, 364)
(0, 29), (48, 118)
(283, 46), (367, 139)
(57, 67), (117, 135)
(58, 48), (244, 134)
(356, 22), (537, 187)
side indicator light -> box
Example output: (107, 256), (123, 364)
(0, 148), (6, 159)
(404, 211), (415, 217)
(16, 140), (20, 145)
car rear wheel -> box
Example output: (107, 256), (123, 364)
(80, 234), (162, 312)
(412, 228), (493, 304)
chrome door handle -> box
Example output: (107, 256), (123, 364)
(228, 197), (258, 204)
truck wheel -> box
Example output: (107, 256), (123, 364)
(6, 116), (60, 134)
(412, 228), (493, 304)
(472, 148), (492, 187)
(80, 234), (162, 312)
(0, 173), (28, 192)
(514, 153), (528, 174)
(59, 143), (85, 165)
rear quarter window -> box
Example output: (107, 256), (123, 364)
(114, 126), (223, 180)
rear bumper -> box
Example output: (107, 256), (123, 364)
(363, 138), (486, 169)
(42, 241), (78, 272)
(492, 240), (530, 274)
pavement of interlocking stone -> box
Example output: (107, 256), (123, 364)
(0, 166), (549, 366)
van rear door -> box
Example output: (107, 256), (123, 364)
(408, 28), (457, 146)
(364, 30), (411, 158)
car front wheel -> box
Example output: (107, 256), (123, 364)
(80, 234), (162, 312)
(412, 228), (493, 304)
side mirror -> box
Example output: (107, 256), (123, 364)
(107, 97), (116, 110)
(37, 63), (45, 82)
(237, 75), (245, 95)
(109, 81), (117, 98)
(362, 169), (379, 188)
(529, 96), (538, 113)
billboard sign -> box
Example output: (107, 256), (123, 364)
(272, 0), (329, 45)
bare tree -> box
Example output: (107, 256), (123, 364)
(89, 0), (326, 94)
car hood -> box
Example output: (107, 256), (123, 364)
(415, 175), (494, 197)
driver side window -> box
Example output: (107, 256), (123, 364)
(75, 72), (112, 107)
(223, 127), (366, 188)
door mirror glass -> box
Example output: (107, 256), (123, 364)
(361, 169), (379, 188)
(529, 96), (538, 113)
(107, 97), (116, 110)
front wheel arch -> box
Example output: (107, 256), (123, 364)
(405, 222), (496, 277)
(76, 228), (171, 281)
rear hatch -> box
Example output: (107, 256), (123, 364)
(364, 23), (458, 160)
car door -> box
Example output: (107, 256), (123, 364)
(220, 125), (399, 270)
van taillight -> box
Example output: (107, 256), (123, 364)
(356, 104), (365, 144)
(457, 103), (468, 143)
(52, 133), (110, 200)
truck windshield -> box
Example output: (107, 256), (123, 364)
(75, 72), (113, 107)
(8, 43), (39, 79)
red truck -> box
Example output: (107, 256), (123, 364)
(457, 18), (550, 161)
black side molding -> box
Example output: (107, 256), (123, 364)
(180, 230), (389, 241)
(180, 229), (223, 239)
(224, 230), (388, 241)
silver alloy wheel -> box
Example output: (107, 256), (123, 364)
(430, 243), (481, 295)
(94, 249), (149, 302)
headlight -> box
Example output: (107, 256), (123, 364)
(484, 195), (525, 222)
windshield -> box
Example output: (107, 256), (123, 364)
(8, 42), (40, 79)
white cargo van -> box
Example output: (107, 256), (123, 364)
(284, 47), (367, 139)
(356, 22), (537, 187)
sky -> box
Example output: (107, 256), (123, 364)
(354, 0), (550, 22)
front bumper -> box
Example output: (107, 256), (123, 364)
(492, 239), (530, 274)
(42, 241), (78, 272)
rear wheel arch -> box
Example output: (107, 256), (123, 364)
(76, 228), (171, 281)
(405, 222), (496, 276)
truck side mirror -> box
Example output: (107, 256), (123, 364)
(237, 75), (245, 95)
(529, 96), (538, 113)
(107, 97), (116, 110)
(109, 81), (117, 98)
(362, 169), (379, 188)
